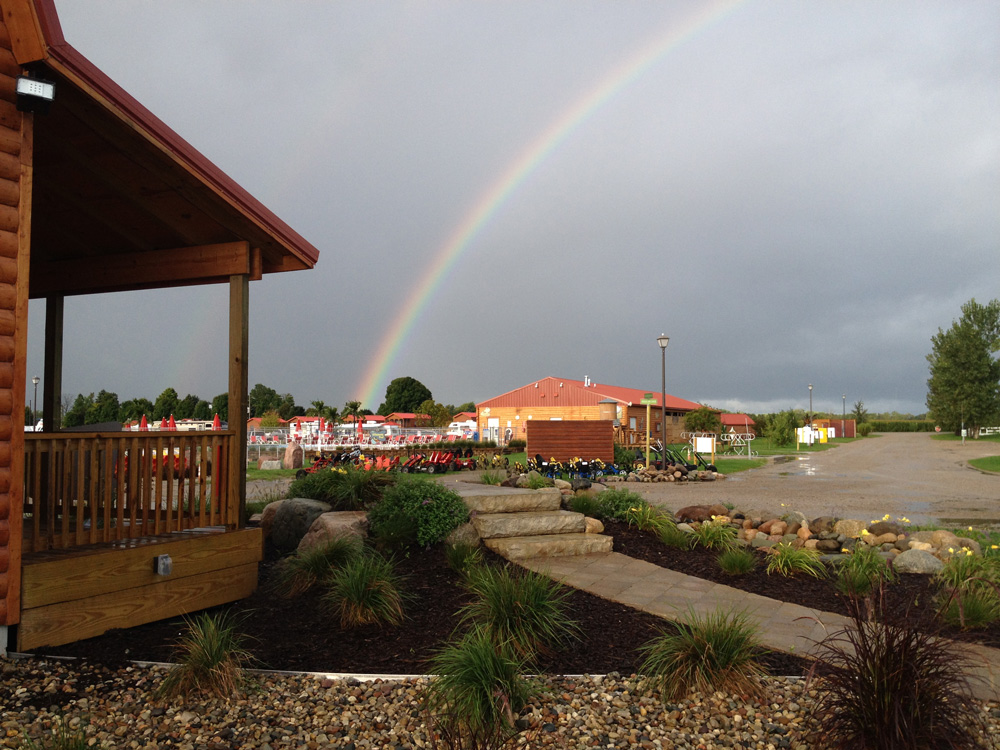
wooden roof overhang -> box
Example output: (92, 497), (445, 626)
(8, 0), (319, 298)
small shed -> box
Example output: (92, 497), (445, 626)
(0, 0), (319, 652)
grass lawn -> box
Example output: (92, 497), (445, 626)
(246, 465), (303, 482)
(713, 457), (766, 474)
(970, 455), (1000, 473)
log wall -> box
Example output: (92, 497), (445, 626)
(0, 15), (28, 628)
(526, 420), (614, 463)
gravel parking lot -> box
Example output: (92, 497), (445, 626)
(627, 432), (1000, 526)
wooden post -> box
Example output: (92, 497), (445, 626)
(228, 274), (248, 528)
(42, 296), (62, 430)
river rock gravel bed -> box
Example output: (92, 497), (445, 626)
(4, 657), (1000, 749)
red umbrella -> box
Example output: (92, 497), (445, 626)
(160, 417), (168, 430)
(168, 414), (177, 431)
(212, 413), (221, 431)
(356, 416), (363, 442)
(139, 415), (148, 431)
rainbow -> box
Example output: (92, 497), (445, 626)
(357, 0), (745, 407)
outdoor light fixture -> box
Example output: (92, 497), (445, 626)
(16, 75), (56, 114)
(808, 384), (813, 425)
(31, 375), (39, 428)
(658, 334), (670, 449)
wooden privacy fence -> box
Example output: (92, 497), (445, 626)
(22, 431), (234, 553)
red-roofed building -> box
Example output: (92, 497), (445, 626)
(452, 411), (477, 422)
(387, 412), (431, 428)
(476, 377), (703, 444)
(721, 413), (757, 436)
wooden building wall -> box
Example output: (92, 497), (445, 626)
(0, 16), (29, 628)
(478, 406), (604, 442)
(526, 420), (614, 463)
(622, 406), (686, 444)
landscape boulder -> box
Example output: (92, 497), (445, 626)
(675, 505), (714, 523)
(833, 519), (866, 538)
(258, 459), (282, 470)
(570, 477), (592, 492)
(868, 520), (904, 536)
(445, 522), (480, 548)
(298, 511), (368, 553)
(585, 517), (605, 534)
(260, 499), (286, 541)
(810, 516), (838, 534)
(893, 548), (945, 574)
(271, 498), (332, 552)
(282, 442), (304, 470)
(553, 479), (572, 491)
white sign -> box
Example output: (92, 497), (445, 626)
(694, 436), (715, 454)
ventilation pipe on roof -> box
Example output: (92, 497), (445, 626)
(584, 376), (590, 387)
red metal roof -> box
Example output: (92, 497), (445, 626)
(29, 0), (319, 270)
(477, 377), (702, 411)
(721, 413), (756, 427)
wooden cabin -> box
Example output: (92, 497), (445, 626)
(0, 0), (319, 653)
(476, 376), (703, 446)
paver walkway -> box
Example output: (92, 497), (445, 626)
(518, 552), (1000, 702)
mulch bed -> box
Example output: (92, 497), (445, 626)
(606, 520), (1000, 649)
(26, 539), (810, 677)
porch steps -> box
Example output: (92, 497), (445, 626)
(450, 481), (612, 560)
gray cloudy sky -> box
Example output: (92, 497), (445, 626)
(27, 0), (999, 417)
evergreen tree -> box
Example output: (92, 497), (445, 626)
(377, 377), (432, 416)
(152, 388), (180, 421)
(63, 393), (94, 428)
(211, 393), (228, 422)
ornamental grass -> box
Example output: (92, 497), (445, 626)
(156, 611), (255, 700)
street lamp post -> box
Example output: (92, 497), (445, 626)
(31, 375), (39, 428)
(658, 334), (670, 452)
(808, 384), (813, 426)
(842, 394), (846, 439)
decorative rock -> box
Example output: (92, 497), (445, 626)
(781, 533), (800, 545)
(712, 515), (732, 525)
(445, 521), (481, 548)
(894, 548), (945, 574)
(955, 537), (983, 556)
(781, 511), (808, 527)
(908, 540), (934, 551)
(570, 478), (592, 491)
(751, 536), (777, 549)
(770, 521), (788, 537)
(707, 503), (731, 517)
(868, 521), (904, 536)
(815, 539), (841, 552)
(585, 517), (605, 534)
(675, 505), (714, 523)
(282, 442), (304, 470)
(258, 459), (283, 470)
(676, 522), (695, 534)
(833, 519), (866, 538)
(803, 539), (819, 550)
(553, 478), (572, 490)
(298, 511), (369, 553)
(260, 499), (286, 541)
(871, 532), (897, 546)
(931, 529), (960, 549)
(271, 498), (333, 553)
(785, 522), (801, 536)
(758, 520), (776, 535)
(910, 530), (936, 544)
(744, 529), (758, 542)
(796, 525), (812, 541)
(810, 516), (838, 534)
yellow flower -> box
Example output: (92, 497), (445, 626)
(883, 514), (890, 521)
(948, 547), (955, 554)
(780, 503), (786, 507)
(900, 517), (910, 524)
(861, 529), (869, 536)
(967, 549), (974, 556)
(991, 544), (998, 550)
(841, 548), (849, 553)
(968, 526), (974, 531)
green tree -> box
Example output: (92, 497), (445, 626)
(24, 405), (32, 426)
(152, 387), (180, 420)
(276, 393), (304, 420)
(683, 406), (721, 435)
(926, 298), (1000, 435)
(211, 392), (228, 422)
(248, 383), (280, 418)
(342, 400), (363, 425)
(765, 410), (799, 447)
(416, 399), (451, 427)
(175, 393), (200, 419)
(259, 410), (282, 428)
(121, 397), (154, 422)
(63, 393), (94, 428)
(851, 400), (869, 424)
(193, 399), (212, 421)
(305, 400), (337, 421)
(377, 377), (432, 416)
(85, 390), (121, 424)
(452, 401), (476, 414)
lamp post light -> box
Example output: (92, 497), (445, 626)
(658, 334), (670, 453)
(31, 375), (39, 428)
(842, 393), (846, 439)
(808, 384), (813, 426)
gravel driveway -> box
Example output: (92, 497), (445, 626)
(626, 432), (1000, 526)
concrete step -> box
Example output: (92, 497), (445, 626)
(486, 533), (613, 560)
(472, 510), (585, 539)
(457, 486), (562, 514)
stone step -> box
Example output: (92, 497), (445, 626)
(472, 510), (585, 539)
(458, 487), (562, 514)
(486, 533), (613, 560)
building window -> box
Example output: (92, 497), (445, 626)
(673, 415), (679, 424)
(629, 417), (637, 430)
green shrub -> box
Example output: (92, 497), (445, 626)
(835, 543), (896, 597)
(807, 584), (989, 749)
(156, 611), (255, 699)
(658, 524), (693, 549)
(479, 469), (505, 486)
(287, 467), (394, 509)
(614, 443), (638, 471)
(765, 543), (826, 578)
(639, 608), (765, 701)
(689, 519), (738, 551)
(569, 494), (601, 517)
(461, 564), (581, 663)
(936, 552), (1000, 629)
(597, 487), (648, 522)
(323, 552), (407, 628)
(524, 473), (549, 489)
(424, 628), (534, 745)
(857, 422), (874, 437)
(367, 475), (469, 547)
(272, 536), (363, 597)
(507, 438), (526, 450)
(445, 542), (484, 578)
(625, 504), (677, 534)
(717, 547), (756, 576)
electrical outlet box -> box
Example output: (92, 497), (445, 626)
(154, 554), (173, 576)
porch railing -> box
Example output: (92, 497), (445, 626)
(23, 431), (234, 553)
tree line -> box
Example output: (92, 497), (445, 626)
(36, 375), (475, 430)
